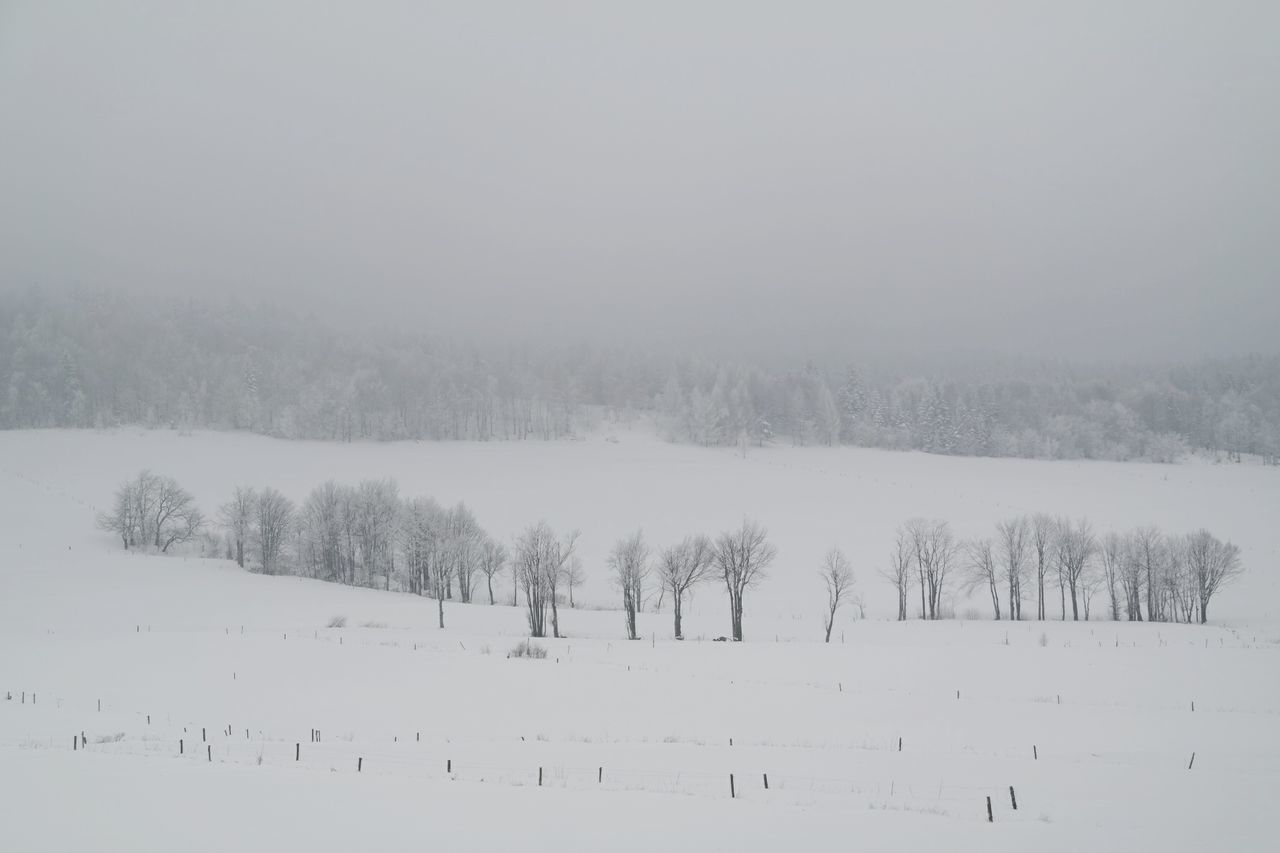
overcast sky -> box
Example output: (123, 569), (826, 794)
(2, 2), (1277, 363)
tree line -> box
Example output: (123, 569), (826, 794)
(96, 470), (1244, 634)
(881, 516), (1246, 625)
(6, 285), (1280, 463)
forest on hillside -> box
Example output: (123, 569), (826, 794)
(2, 286), (1278, 463)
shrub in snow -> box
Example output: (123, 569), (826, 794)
(509, 639), (547, 659)
(327, 615), (347, 628)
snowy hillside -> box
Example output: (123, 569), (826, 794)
(2, 427), (1279, 851)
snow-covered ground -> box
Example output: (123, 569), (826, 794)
(2, 427), (1278, 851)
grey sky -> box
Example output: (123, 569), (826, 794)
(2, 2), (1277, 362)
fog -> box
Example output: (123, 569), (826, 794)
(2, 2), (1277, 362)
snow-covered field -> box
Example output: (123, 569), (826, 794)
(2, 427), (1278, 851)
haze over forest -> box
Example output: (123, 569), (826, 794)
(3, 1), (1278, 363)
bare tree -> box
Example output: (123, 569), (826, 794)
(1029, 513), (1056, 620)
(994, 517), (1028, 620)
(609, 530), (651, 640)
(352, 479), (400, 590)
(564, 553), (585, 608)
(545, 529), (579, 639)
(98, 479), (141, 550)
(99, 471), (203, 553)
(1119, 531), (1145, 620)
(444, 501), (481, 602)
(1098, 532), (1125, 621)
(150, 476), (204, 552)
(254, 487), (294, 575)
(656, 535), (716, 639)
(478, 538), (507, 605)
(218, 486), (256, 568)
(715, 519), (777, 641)
(1131, 526), (1165, 622)
(1184, 529), (1244, 624)
(820, 547), (854, 642)
(963, 538), (1001, 619)
(514, 522), (577, 638)
(1054, 517), (1096, 621)
(879, 528), (914, 621)
(906, 519), (955, 620)
(515, 523), (554, 636)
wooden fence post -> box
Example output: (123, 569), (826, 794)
(179, 739), (184, 755)
(296, 743), (300, 761)
(598, 767), (602, 783)
(763, 773), (769, 790)
(538, 767), (543, 786)
(730, 774), (736, 799)
(207, 745), (212, 762)
(358, 757), (363, 772)
(986, 796), (993, 822)
(1009, 786), (1017, 810)
(1188, 752), (1196, 770)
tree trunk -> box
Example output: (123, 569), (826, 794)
(437, 596), (444, 630)
(487, 577), (494, 605)
(673, 592), (683, 640)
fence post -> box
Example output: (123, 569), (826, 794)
(73, 735), (77, 751)
(898, 737), (903, 752)
(447, 759), (452, 773)
(358, 757), (363, 772)
(598, 767), (602, 784)
(1188, 752), (1196, 770)
(1033, 744), (1038, 760)
(296, 743), (300, 761)
(763, 773), (769, 790)
(538, 767), (543, 786)
(1009, 786), (1017, 810)
(180, 739), (184, 755)
(202, 728), (206, 742)
(730, 774), (736, 799)
(207, 745), (212, 762)
(986, 796), (993, 822)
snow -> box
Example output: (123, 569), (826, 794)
(2, 426), (1278, 851)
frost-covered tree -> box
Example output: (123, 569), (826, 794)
(253, 487), (294, 575)
(513, 522), (577, 638)
(98, 471), (202, 553)
(218, 486), (256, 568)
(963, 538), (1001, 619)
(609, 530), (650, 640)
(1029, 513), (1056, 620)
(1184, 529), (1244, 624)
(995, 517), (1028, 620)
(1054, 518), (1096, 621)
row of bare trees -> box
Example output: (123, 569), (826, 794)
(884, 515), (1245, 624)
(605, 521), (780, 643)
(606, 523), (860, 643)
